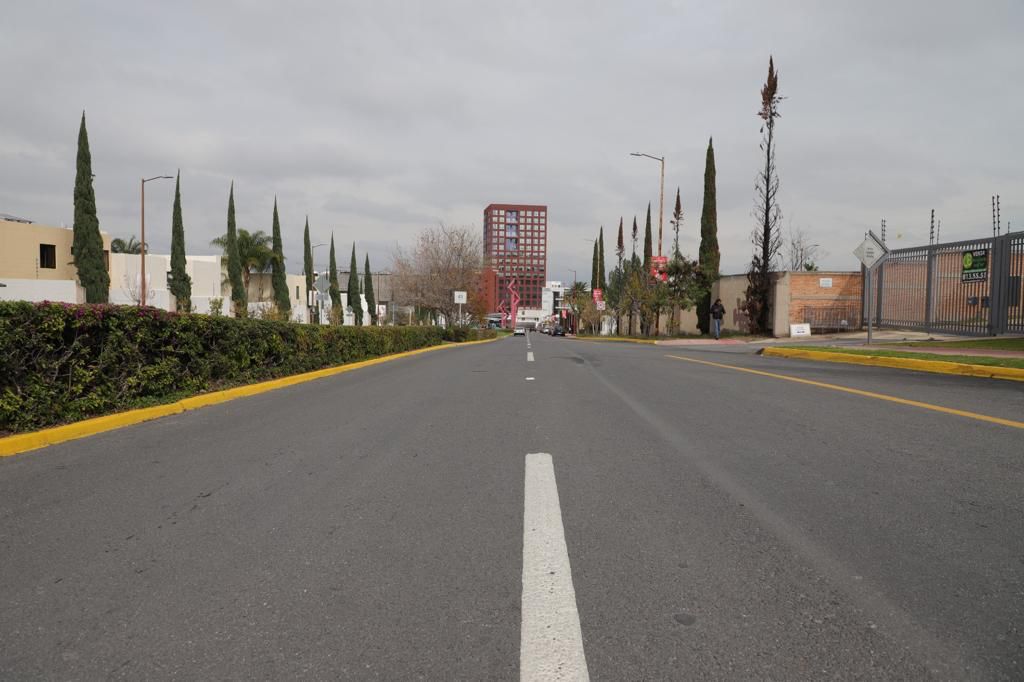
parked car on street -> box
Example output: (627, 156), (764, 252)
(552, 325), (565, 336)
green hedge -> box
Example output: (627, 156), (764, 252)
(441, 326), (498, 342)
(0, 302), (448, 433)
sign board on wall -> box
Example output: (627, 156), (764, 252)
(453, 290), (467, 304)
(819, 277), (833, 288)
(961, 249), (988, 283)
(790, 323), (812, 337)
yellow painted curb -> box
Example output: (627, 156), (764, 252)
(762, 347), (1024, 382)
(571, 336), (658, 345)
(0, 337), (499, 458)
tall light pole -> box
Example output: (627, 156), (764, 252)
(630, 152), (665, 258)
(310, 242), (326, 323)
(140, 175), (173, 306)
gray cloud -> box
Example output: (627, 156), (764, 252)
(2, 0), (1022, 286)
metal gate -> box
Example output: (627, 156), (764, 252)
(868, 231), (1024, 336)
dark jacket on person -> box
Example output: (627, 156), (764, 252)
(710, 302), (726, 320)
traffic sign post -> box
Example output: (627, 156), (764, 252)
(853, 231), (888, 345)
(454, 290), (467, 325)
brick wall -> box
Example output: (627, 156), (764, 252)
(788, 272), (863, 330)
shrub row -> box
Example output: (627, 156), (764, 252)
(441, 326), (498, 342)
(0, 302), (449, 433)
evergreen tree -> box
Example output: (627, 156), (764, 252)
(671, 188), (683, 258)
(616, 217), (625, 268)
(303, 218), (314, 307)
(72, 112), (109, 303)
(631, 216), (639, 263)
(643, 202), (653, 270)
(225, 183), (246, 316)
(598, 226), (606, 290)
(364, 254), (377, 324)
(348, 243), (362, 325)
(590, 238), (599, 289)
(328, 234), (341, 310)
(743, 57), (784, 334)
(270, 198), (290, 313)
(168, 170), (192, 312)
(698, 137), (721, 335)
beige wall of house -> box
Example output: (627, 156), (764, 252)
(0, 219), (111, 281)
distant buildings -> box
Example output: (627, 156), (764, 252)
(481, 203), (547, 315)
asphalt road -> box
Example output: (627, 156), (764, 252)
(2, 333), (1023, 680)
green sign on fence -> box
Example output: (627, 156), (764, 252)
(961, 249), (989, 283)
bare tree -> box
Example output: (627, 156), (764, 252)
(743, 55), (784, 334)
(392, 224), (483, 326)
(785, 225), (822, 271)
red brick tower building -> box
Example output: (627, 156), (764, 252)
(482, 203), (547, 315)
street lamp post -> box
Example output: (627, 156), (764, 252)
(630, 152), (665, 258)
(309, 242), (326, 323)
(140, 175), (173, 306)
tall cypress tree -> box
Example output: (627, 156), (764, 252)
(328, 234), (341, 310)
(168, 170), (192, 312)
(598, 226), (606, 290)
(303, 218), (314, 305)
(225, 183), (246, 316)
(270, 198), (290, 312)
(631, 216), (639, 262)
(616, 217), (625, 268)
(364, 254), (377, 324)
(643, 202), (653, 270)
(590, 239), (599, 289)
(348, 243), (362, 325)
(697, 137), (721, 334)
(671, 188), (683, 258)
(72, 112), (109, 303)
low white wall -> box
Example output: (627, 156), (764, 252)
(0, 278), (81, 303)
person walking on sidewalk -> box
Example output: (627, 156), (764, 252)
(710, 298), (726, 340)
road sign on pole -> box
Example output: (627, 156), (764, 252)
(853, 230), (889, 345)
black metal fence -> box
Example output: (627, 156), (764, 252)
(867, 232), (1024, 336)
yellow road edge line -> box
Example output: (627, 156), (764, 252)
(665, 353), (1024, 430)
(762, 346), (1024, 382)
(570, 336), (659, 345)
(0, 337), (499, 458)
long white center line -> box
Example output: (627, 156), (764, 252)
(527, 352), (535, 362)
(521, 453), (590, 681)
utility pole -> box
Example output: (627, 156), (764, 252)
(881, 218), (886, 245)
(993, 196), (997, 238)
(140, 175), (173, 306)
(630, 152), (665, 257)
(929, 209), (935, 245)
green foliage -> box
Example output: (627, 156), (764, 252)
(598, 226), (606, 290)
(441, 326), (497, 342)
(303, 218), (314, 304)
(72, 112), (109, 303)
(328, 235), (341, 310)
(698, 137), (720, 335)
(224, 183), (246, 316)
(643, 203), (653, 270)
(0, 301), (447, 433)
(270, 198), (290, 312)
(169, 172), (192, 312)
(590, 239), (599, 289)
(364, 254), (377, 324)
(110, 236), (144, 254)
(348, 244), (362, 325)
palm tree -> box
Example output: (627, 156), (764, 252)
(110, 235), (144, 254)
(211, 228), (275, 298)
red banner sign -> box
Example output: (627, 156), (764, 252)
(650, 256), (669, 282)
(591, 288), (603, 302)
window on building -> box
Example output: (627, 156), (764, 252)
(295, 285), (300, 300)
(39, 243), (56, 269)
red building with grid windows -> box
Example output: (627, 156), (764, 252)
(481, 203), (547, 315)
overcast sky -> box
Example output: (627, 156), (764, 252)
(2, 1), (1022, 282)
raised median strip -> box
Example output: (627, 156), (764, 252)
(762, 346), (1024, 382)
(0, 337), (498, 458)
